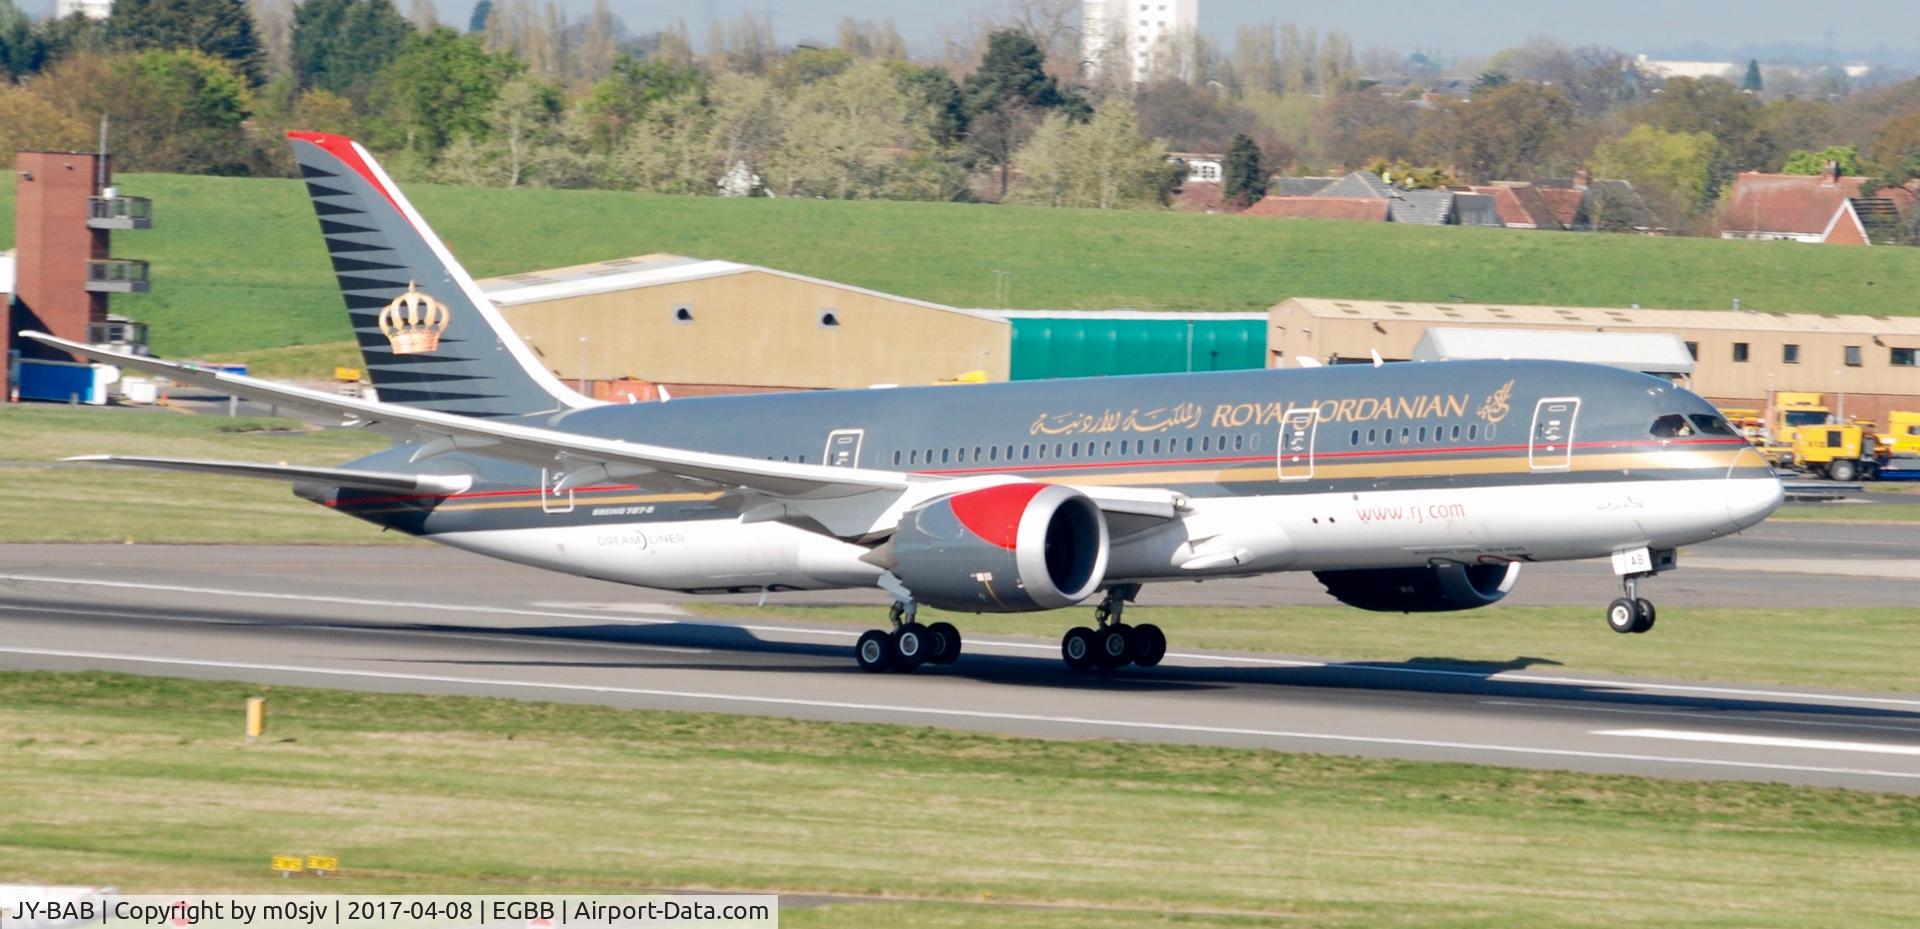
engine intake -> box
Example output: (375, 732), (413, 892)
(888, 483), (1108, 612)
(1314, 561), (1521, 613)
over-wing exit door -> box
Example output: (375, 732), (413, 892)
(823, 429), (864, 468)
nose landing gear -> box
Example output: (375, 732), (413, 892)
(1605, 548), (1671, 635)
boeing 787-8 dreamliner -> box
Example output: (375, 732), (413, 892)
(27, 132), (1784, 674)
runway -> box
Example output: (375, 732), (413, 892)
(3, 523), (1919, 794)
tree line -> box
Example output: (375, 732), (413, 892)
(1, 0), (1917, 232)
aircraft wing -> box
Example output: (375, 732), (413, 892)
(25, 332), (908, 500)
(27, 332), (1186, 536)
(64, 455), (474, 495)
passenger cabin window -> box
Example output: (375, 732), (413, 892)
(1732, 342), (1750, 363)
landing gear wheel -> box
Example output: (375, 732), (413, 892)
(1061, 626), (1097, 671)
(891, 622), (929, 671)
(925, 621), (962, 665)
(1606, 598), (1639, 634)
(1131, 623), (1167, 667)
(1094, 623), (1133, 670)
(855, 629), (895, 672)
(1633, 598), (1657, 633)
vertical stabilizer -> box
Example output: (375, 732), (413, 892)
(287, 131), (591, 418)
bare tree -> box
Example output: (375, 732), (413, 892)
(998, 0), (1079, 79)
(1233, 23), (1277, 95)
(836, 17), (907, 60)
(572, 0), (617, 84)
(1279, 22), (1314, 94)
(248, 0), (294, 79)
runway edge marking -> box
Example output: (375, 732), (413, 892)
(1597, 728), (1920, 757)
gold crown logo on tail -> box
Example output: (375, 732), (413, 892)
(378, 281), (450, 354)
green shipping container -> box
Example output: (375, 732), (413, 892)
(1008, 315), (1268, 381)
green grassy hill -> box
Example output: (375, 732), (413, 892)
(5, 173), (1920, 359)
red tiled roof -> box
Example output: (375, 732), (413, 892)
(1535, 188), (1584, 227)
(1471, 186), (1529, 225)
(1240, 196), (1392, 221)
(1722, 172), (1882, 236)
(1171, 182), (1225, 212)
(1471, 184), (1566, 229)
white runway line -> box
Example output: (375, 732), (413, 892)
(1480, 700), (1920, 735)
(8, 572), (1920, 710)
(1597, 728), (1920, 757)
(3, 645), (1920, 783)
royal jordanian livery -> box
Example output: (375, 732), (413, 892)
(28, 132), (1785, 673)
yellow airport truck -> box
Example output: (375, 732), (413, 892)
(1749, 393), (1920, 481)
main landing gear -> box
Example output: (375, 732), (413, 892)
(1061, 585), (1166, 672)
(855, 598), (962, 673)
(1605, 547), (1673, 635)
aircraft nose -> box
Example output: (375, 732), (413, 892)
(1725, 446), (1784, 531)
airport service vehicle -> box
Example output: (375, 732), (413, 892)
(26, 132), (1785, 673)
(1754, 393), (1920, 482)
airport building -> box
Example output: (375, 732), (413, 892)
(474, 255), (1266, 396)
(1269, 298), (1920, 423)
(5, 150), (152, 401)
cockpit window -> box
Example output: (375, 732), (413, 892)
(1687, 414), (1739, 437)
(1649, 414), (1693, 437)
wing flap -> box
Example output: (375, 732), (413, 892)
(64, 455), (473, 495)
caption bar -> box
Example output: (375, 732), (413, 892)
(1, 896), (777, 929)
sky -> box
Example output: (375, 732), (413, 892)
(30, 0), (1917, 64)
(585, 0), (1920, 63)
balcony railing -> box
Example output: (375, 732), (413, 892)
(88, 196), (153, 230)
(88, 318), (150, 349)
(85, 258), (150, 293)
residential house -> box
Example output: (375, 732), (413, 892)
(1167, 152), (1226, 212)
(1721, 167), (1916, 245)
(1242, 171), (1501, 226)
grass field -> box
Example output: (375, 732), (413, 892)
(1771, 502), (1920, 521)
(691, 603), (1920, 694)
(5, 173), (1920, 362)
(4, 672), (1919, 928)
(0, 405), (405, 544)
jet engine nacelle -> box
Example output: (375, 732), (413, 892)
(889, 482), (1109, 612)
(1313, 561), (1521, 613)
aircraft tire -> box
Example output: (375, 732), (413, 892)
(1131, 623), (1167, 667)
(1606, 598), (1639, 634)
(926, 621), (962, 664)
(1633, 598), (1657, 633)
(855, 629), (895, 673)
(1061, 627), (1097, 671)
(1094, 624), (1133, 670)
(891, 623), (929, 671)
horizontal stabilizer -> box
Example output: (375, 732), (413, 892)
(64, 455), (472, 496)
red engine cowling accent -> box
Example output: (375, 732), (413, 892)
(890, 482), (1109, 612)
